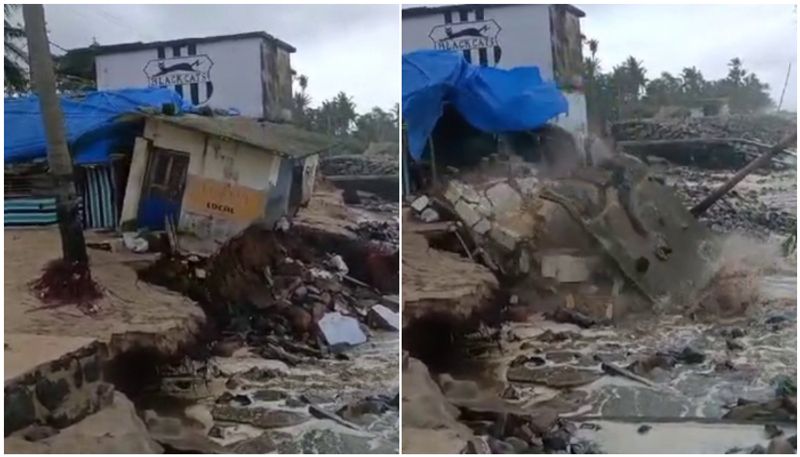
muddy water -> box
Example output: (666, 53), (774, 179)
(219, 332), (397, 453)
(142, 331), (399, 453)
(575, 420), (796, 454)
(452, 263), (796, 453)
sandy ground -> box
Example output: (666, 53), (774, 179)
(5, 333), (99, 383)
(4, 228), (206, 356)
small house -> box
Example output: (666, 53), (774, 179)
(121, 115), (331, 241)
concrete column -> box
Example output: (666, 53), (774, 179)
(119, 137), (150, 228)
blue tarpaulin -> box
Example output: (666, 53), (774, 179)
(5, 88), (189, 165)
(402, 50), (569, 160)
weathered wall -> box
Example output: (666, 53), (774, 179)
(142, 119), (285, 240)
(261, 43), (294, 122)
(549, 6), (584, 90)
(96, 37), (266, 117)
(4, 335), (112, 436)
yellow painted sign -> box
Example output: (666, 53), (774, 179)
(182, 175), (266, 223)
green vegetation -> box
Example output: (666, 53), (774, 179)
(292, 74), (398, 153)
(584, 39), (774, 129)
(5, 5), (28, 92)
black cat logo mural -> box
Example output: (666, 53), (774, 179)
(143, 49), (214, 106)
(444, 25), (490, 40)
(152, 60), (202, 77)
(429, 19), (502, 66)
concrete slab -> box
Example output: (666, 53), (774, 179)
(542, 164), (722, 307)
(5, 333), (98, 384)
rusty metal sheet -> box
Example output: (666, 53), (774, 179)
(542, 169), (722, 309)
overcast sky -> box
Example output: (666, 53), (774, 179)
(42, 4), (400, 113)
(578, 4), (797, 111)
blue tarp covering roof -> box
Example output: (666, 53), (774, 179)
(402, 50), (569, 160)
(5, 88), (190, 165)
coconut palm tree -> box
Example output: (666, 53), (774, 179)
(5, 5), (28, 92)
(727, 57), (746, 87)
(332, 91), (357, 136)
(680, 66), (706, 98)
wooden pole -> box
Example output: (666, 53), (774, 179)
(690, 132), (797, 217)
(777, 62), (792, 112)
(428, 136), (438, 187)
(23, 4), (88, 265)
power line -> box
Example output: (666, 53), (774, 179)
(62, 5), (152, 44)
(48, 40), (68, 54)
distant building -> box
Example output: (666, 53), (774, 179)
(402, 4), (587, 139)
(63, 32), (295, 121)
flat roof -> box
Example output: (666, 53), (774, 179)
(74, 31), (295, 56)
(402, 4), (585, 19)
(149, 115), (334, 159)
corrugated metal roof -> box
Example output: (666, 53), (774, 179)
(151, 115), (334, 159)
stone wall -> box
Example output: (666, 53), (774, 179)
(4, 340), (113, 436)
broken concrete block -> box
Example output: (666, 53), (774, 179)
(317, 312), (367, 347)
(472, 218), (492, 235)
(454, 200), (481, 228)
(516, 176), (540, 197)
(541, 254), (599, 283)
(444, 183), (462, 204)
(486, 182), (522, 214)
(419, 208), (440, 223)
(195, 268), (207, 279)
(474, 196), (494, 217)
(410, 196), (429, 213)
(380, 295), (399, 311)
(446, 180), (480, 204)
(367, 305), (399, 331)
(489, 225), (521, 251)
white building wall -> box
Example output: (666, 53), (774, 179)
(402, 5), (588, 139)
(553, 92), (588, 144)
(402, 5), (554, 80)
(96, 37), (265, 117)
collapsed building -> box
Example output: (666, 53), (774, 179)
(5, 89), (329, 241)
(400, 46), (796, 454)
(5, 31), (400, 453)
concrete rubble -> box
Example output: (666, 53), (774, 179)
(401, 113), (796, 453)
(613, 114), (797, 237)
(6, 176), (399, 453)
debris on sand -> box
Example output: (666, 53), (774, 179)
(29, 258), (103, 313)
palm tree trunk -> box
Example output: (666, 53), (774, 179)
(23, 4), (88, 265)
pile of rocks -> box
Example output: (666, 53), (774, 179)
(320, 154), (399, 176)
(612, 114), (796, 145)
(141, 224), (399, 363)
(356, 220), (399, 246)
(659, 167), (796, 236)
(612, 115), (797, 171)
(403, 354), (597, 454)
